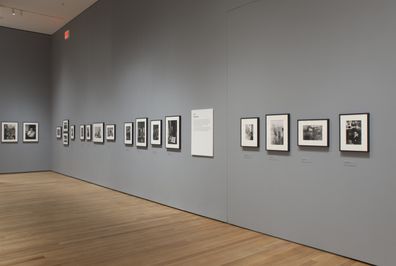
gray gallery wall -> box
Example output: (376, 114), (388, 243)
(50, 0), (395, 265)
(0, 27), (51, 173)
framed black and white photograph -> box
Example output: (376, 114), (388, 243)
(266, 114), (290, 152)
(1, 122), (18, 143)
(63, 133), (69, 146)
(56, 126), (62, 139)
(150, 120), (162, 146)
(93, 123), (104, 144)
(240, 117), (259, 148)
(85, 124), (92, 141)
(80, 125), (85, 141)
(124, 122), (133, 145)
(23, 122), (39, 143)
(62, 120), (69, 133)
(165, 116), (181, 150)
(297, 119), (329, 147)
(135, 118), (148, 148)
(339, 113), (369, 152)
(70, 125), (75, 140)
(106, 124), (116, 141)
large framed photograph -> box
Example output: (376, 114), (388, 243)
(150, 120), (162, 146)
(93, 123), (104, 143)
(297, 119), (329, 147)
(266, 114), (290, 151)
(135, 118), (148, 147)
(85, 124), (92, 141)
(1, 122), (18, 143)
(70, 125), (75, 141)
(339, 113), (369, 152)
(80, 125), (85, 141)
(106, 124), (116, 141)
(56, 126), (62, 139)
(240, 117), (259, 148)
(62, 120), (69, 146)
(165, 116), (181, 150)
(124, 122), (133, 145)
(23, 122), (39, 143)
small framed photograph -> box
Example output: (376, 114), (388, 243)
(297, 119), (329, 147)
(62, 120), (69, 133)
(93, 123), (104, 143)
(240, 117), (259, 148)
(23, 122), (39, 143)
(70, 125), (75, 140)
(56, 126), (62, 139)
(63, 133), (69, 146)
(339, 113), (369, 152)
(80, 125), (85, 141)
(124, 122), (133, 145)
(85, 124), (92, 141)
(135, 118), (148, 148)
(266, 114), (290, 152)
(106, 124), (116, 141)
(150, 120), (162, 146)
(165, 116), (181, 150)
(1, 122), (18, 143)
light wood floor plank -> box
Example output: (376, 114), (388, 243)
(0, 172), (369, 266)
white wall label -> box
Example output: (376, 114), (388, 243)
(191, 108), (214, 157)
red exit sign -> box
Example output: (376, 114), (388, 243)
(64, 30), (70, 40)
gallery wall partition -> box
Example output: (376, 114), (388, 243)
(0, 27), (51, 173)
(50, 0), (395, 265)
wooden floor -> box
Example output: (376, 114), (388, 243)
(0, 172), (368, 266)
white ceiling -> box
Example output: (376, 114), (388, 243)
(0, 0), (98, 35)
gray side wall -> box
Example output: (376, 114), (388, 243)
(51, 0), (396, 265)
(0, 27), (51, 173)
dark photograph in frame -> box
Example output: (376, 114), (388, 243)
(240, 117), (259, 148)
(106, 124), (116, 141)
(150, 120), (162, 146)
(56, 126), (62, 139)
(93, 123), (104, 144)
(80, 125), (85, 141)
(165, 116), (181, 150)
(297, 119), (329, 147)
(265, 113), (290, 152)
(70, 125), (75, 141)
(135, 118), (148, 148)
(124, 122), (133, 145)
(1, 122), (18, 143)
(339, 113), (369, 152)
(23, 122), (39, 143)
(85, 124), (92, 141)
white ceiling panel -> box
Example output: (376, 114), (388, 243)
(0, 0), (98, 35)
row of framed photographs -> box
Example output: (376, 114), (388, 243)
(56, 116), (181, 149)
(241, 113), (369, 152)
(1, 122), (39, 143)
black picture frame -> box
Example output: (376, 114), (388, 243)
(85, 124), (92, 141)
(135, 118), (148, 148)
(124, 122), (133, 145)
(339, 113), (370, 153)
(106, 124), (116, 142)
(165, 115), (181, 150)
(92, 123), (105, 144)
(150, 120), (162, 146)
(240, 117), (259, 148)
(23, 122), (39, 143)
(265, 113), (290, 152)
(297, 119), (329, 147)
(1, 122), (18, 143)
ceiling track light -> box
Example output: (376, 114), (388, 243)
(12, 8), (16, 16)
